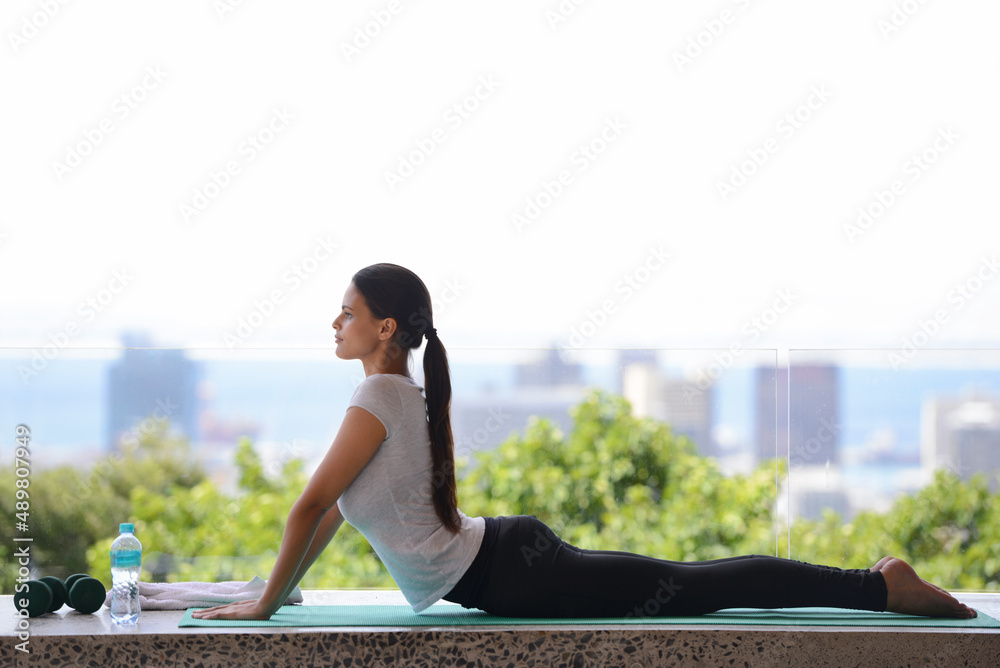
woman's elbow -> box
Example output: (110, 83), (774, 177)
(291, 494), (333, 520)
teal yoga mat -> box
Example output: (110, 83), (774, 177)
(179, 604), (1000, 628)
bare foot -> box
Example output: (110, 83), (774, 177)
(871, 556), (957, 598)
(880, 557), (977, 619)
(870, 556), (893, 572)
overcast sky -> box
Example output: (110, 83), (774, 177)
(2, 1), (999, 360)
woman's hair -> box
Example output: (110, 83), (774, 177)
(351, 263), (460, 533)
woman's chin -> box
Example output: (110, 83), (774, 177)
(334, 347), (355, 361)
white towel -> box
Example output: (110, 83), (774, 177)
(102, 576), (303, 610)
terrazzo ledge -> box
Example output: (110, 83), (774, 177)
(3, 590), (999, 667)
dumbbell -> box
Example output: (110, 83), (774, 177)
(39, 576), (68, 612)
(13, 580), (53, 618)
(68, 576), (106, 614)
(14, 575), (106, 617)
(64, 573), (89, 591)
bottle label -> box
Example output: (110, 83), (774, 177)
(111, 549), (142, 568)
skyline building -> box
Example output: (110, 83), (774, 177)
(515, 347), (584, 388)
(452, 347), (586, 455)
(921, 390), (1000, 488)
(756, 364), (840, 466)
(620, 358), (715, 457)
(106, 332), (202, 449)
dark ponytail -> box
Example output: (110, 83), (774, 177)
(351, 263), (460, 533)
(421, 332), (459, 533)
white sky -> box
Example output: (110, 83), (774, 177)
(2, 1), (999, 355)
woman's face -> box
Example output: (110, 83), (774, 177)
(331, 283), (385, 361)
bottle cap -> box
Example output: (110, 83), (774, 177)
(120, 523), (134, 533)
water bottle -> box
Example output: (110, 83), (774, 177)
(110, 523), (142, 624)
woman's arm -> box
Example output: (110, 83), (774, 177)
(192, 406), (384, 620)
(287, 502), (345, 590)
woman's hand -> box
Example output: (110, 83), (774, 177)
(190, 598), (273, 621)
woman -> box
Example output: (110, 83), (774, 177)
(193, 263), (976, 621)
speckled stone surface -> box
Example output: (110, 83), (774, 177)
(4, 590), (999, 667)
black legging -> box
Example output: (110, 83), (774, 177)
(443, 515), (887, 618)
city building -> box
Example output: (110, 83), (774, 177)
(451, 386), (585, 457)
(777, 466), (852, 522)
(451, 348), (587, 457)
(755, 364), (840, 466)
(106, 332), (202, 449)
(921, 390), (1000, 487)
(620, 358), (715, 457)
(515, 347), (584, 388)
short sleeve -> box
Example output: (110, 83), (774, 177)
(347, 375), (404, 439)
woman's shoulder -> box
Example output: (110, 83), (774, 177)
(348, 374), (423, 431)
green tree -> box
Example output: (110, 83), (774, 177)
(790, 470), (1000, 590)
(458, 389), (779, 561)
(86, 437), (393, 589)
(8, 390), (997, 595)
(460, 389), (999, 591)
(0, 419), (202, 592)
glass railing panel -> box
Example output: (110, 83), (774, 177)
(1, 345), (782, 589)
(786, 349), (1000, 590)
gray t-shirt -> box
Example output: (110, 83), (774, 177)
(338, 373), (485, 612)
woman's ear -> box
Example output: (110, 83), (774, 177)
(378, 317), (398, 341)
